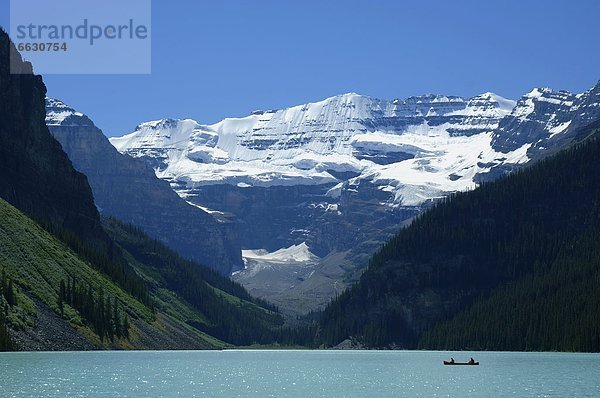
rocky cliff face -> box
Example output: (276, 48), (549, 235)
(492, 81), (600, 157)
(0, 29), (108, 250)
(45, 98), (242, 275)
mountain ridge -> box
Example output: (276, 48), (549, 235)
(46, 97), (243, 275)
(108, 89), (524, 203)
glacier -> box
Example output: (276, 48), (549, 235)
(110, 91), (528, 206)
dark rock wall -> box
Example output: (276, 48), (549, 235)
(47, 106), (242, 274)
(0, 29), (109, 250)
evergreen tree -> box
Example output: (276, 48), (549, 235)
(0, 269), (15, 307)
(0, 313), (13, 351)
(59, 278), (129, 341)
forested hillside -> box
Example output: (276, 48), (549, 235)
(0, 27), (152, 314)
(0, 28), (283, 350)
(0, 195), (284, 350)
(104, 218), (283, 346)
(0, 197), (159, 349)
(420, 229), (600, 351)
(317, 120), (600, 351)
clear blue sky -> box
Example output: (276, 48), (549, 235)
(2, 0), (599, 137)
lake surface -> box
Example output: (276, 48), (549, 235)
(0, 350), (599, 397)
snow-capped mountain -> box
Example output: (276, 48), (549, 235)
(111, 91), (522, 206)
(109, 81), (600, 315)
(492, 82), (600, 155)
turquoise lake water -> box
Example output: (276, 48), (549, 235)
(0, 350), (599, 397)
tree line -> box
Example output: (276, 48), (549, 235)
(59, 277), (129, 341)
(44, 221), (152, 309)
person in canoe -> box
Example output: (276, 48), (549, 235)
(443, 357), (478, 365)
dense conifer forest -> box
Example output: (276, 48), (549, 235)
(0, 194), (284, 350)
(43, 222), (152, 309)
(0, 314), (12, 351)
(104, 218), (284, 346)
(316, 122), (600, 350)
(58, 277), (129, 341)
(419, 229), (600, 351)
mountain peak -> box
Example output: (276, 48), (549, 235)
(525, 87), (545, 98)
(338, 92), (362, 97)
(580, 80), (600, 96)
(523, 87), (562, 99)
(404, 93), (464, 103)
(468, 92), (516, 114)
(135, 118), (199, 131)
(473, 91), (508, 101)
(508, 87), (576, 119)
(45, 97), (95, 127)
(322, 92), (373, 104)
